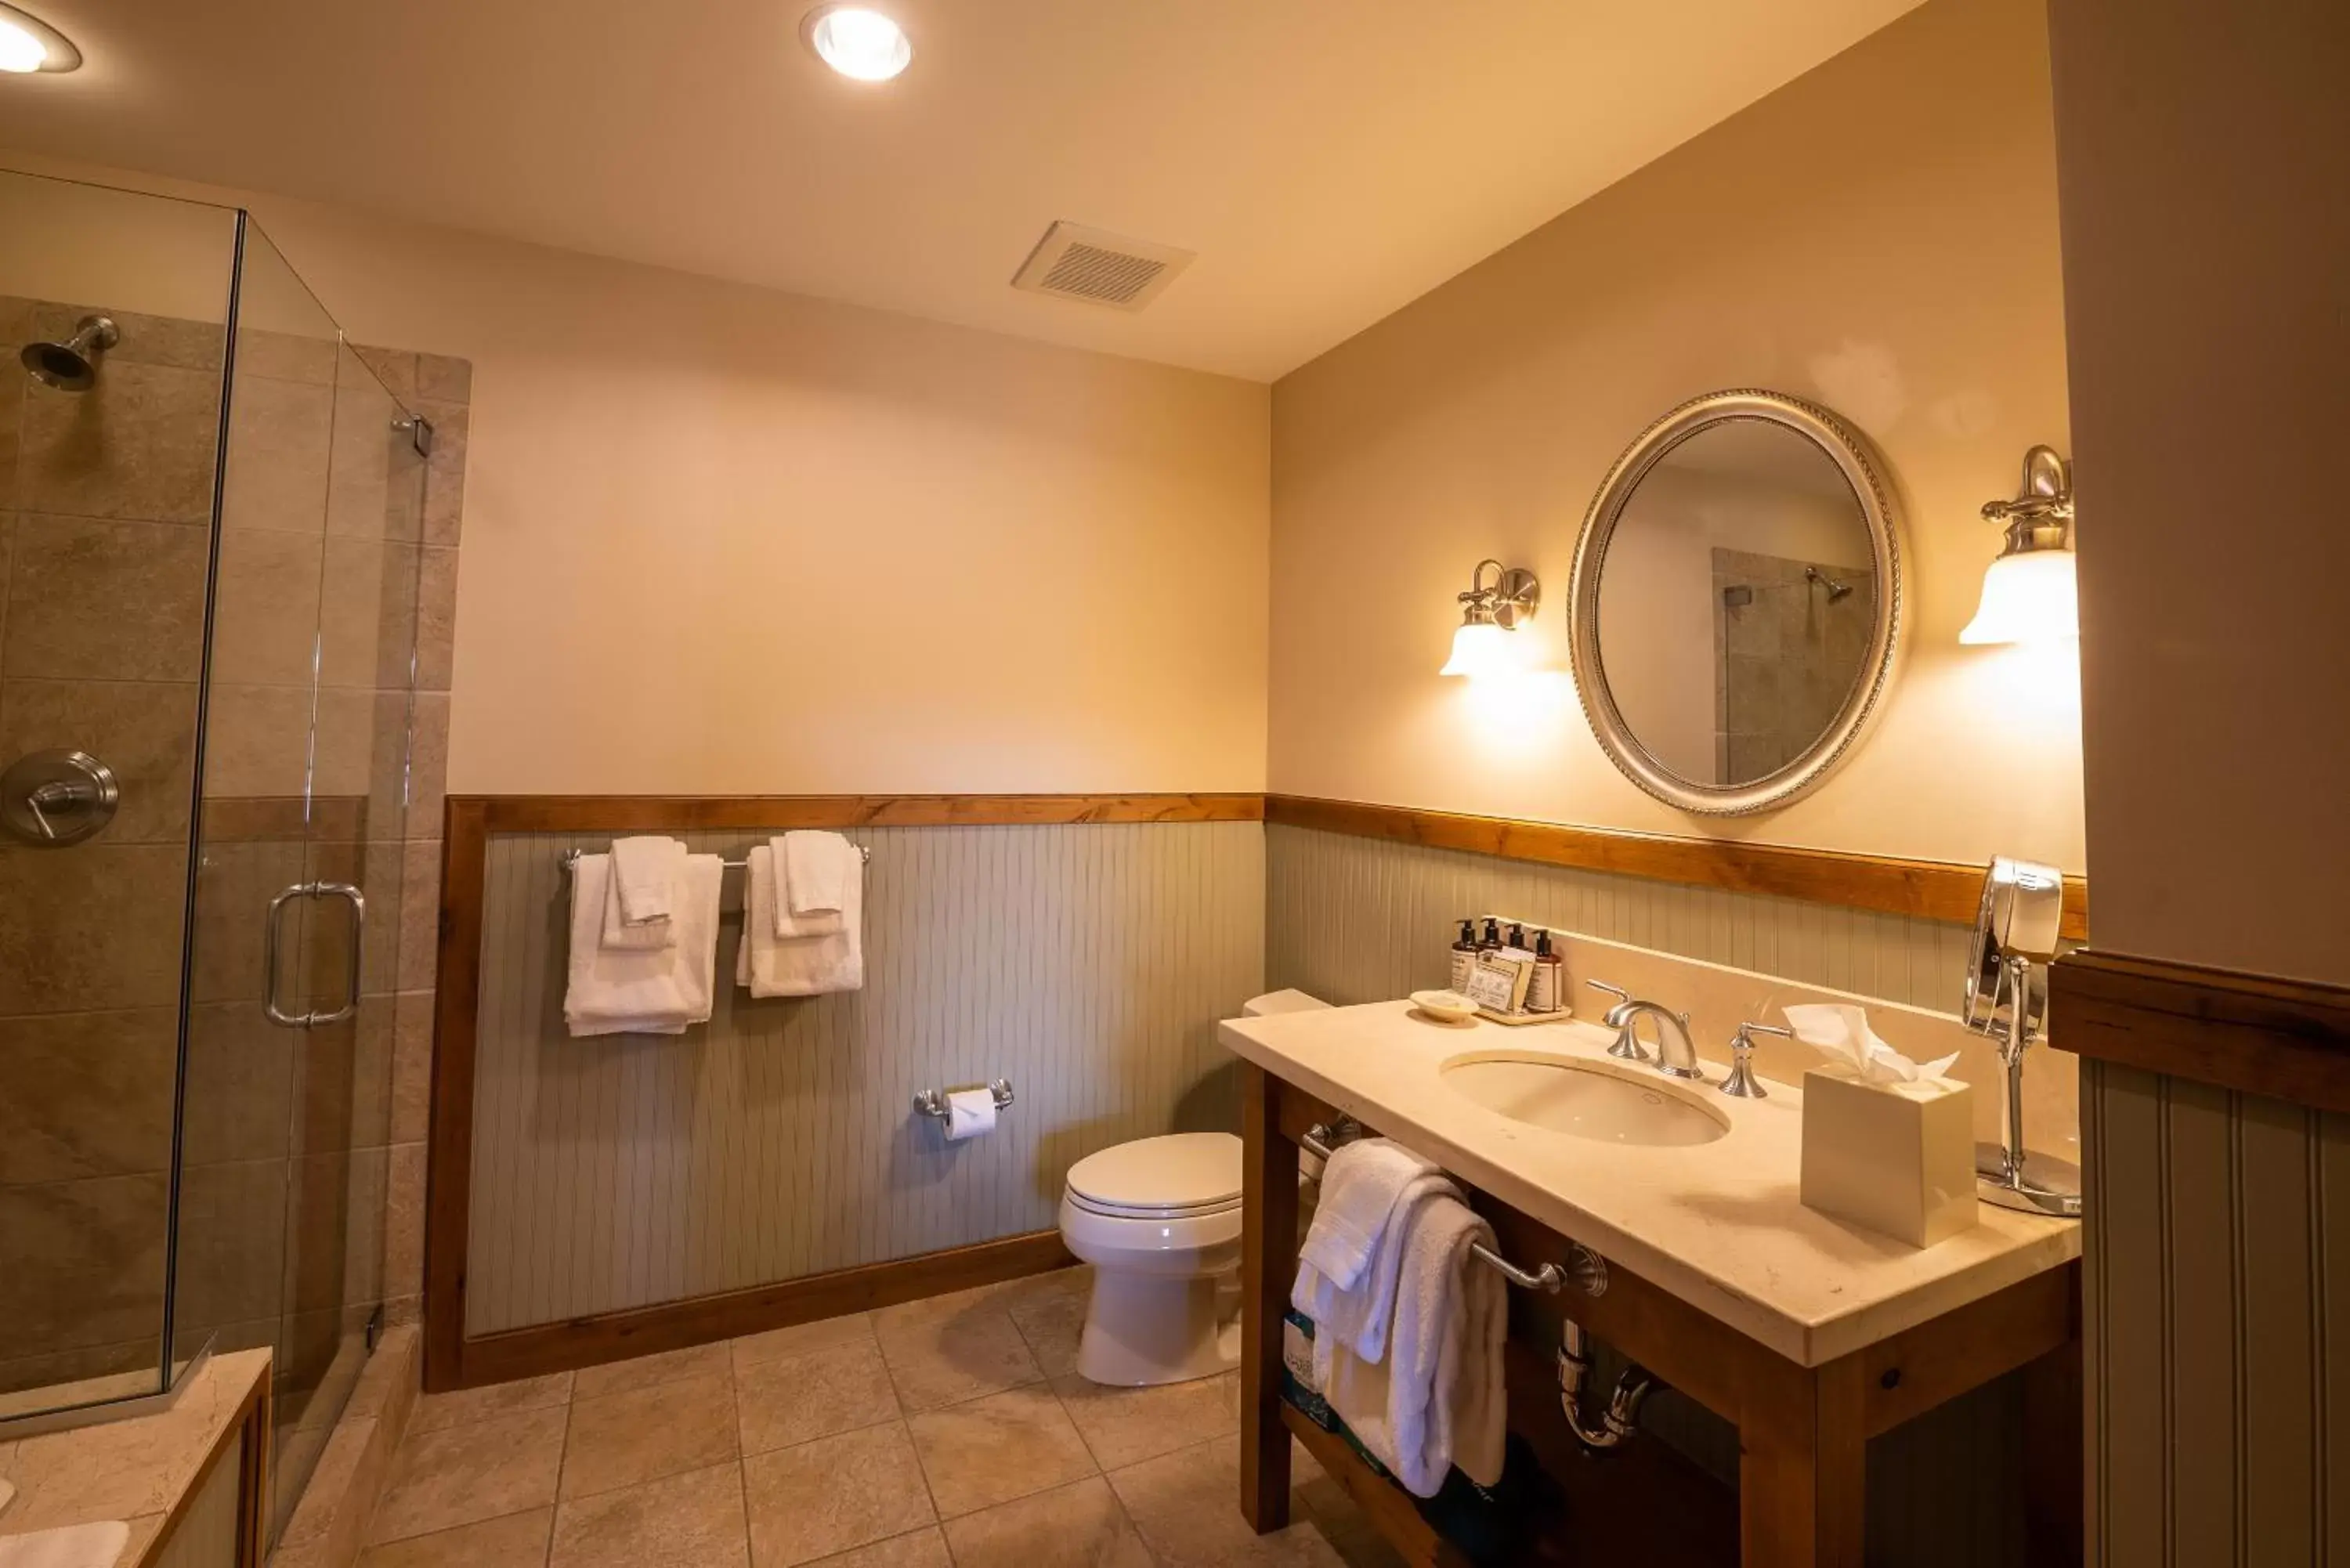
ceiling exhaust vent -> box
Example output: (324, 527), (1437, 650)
(1011, 221), (1194, 313)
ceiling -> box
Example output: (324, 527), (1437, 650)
(0, 0), (1922, 381)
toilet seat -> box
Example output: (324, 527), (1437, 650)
(1064, 1132), (1242, 1216)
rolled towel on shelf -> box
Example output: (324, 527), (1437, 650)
(739, 843), (865, 996)
(564, 851), (721, 1037)
(772, 830), (855, 938)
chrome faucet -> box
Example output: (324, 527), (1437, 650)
(1584, 981), (1702, 1081)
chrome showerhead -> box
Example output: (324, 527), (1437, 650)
(1804, 565), (1853, 602)
(21, 314), (119, 392)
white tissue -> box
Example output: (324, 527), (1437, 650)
(943, 1088), (996, 1142)
(1782, 1003), (1960, 1085)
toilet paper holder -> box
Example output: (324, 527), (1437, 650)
(913, 1078), (1015, 1120)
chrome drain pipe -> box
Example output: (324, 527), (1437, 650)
(1556, 1321), (1656, 1451)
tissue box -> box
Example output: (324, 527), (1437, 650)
(1799, 1067), (1978, 1248)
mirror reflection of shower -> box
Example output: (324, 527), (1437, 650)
(20, 311), (118, 391)
(1804, 565), (1853, 602)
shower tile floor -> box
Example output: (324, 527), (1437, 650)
(357, 1266), (1405, 1567)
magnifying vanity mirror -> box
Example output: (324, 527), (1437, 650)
(1568, 390), (1902, 815)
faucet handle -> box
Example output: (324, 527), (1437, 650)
(1585, 981), (1648, 1060)
(1585, 980), (1628, 1003)
(1721, 1021), (1794, 1099)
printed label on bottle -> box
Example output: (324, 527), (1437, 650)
(1449, 950), (1473, 990)
(1528, 962), (1557, 1014)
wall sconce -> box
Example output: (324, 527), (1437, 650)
(1441, 558), (1541, 677)
(1960, 446), (2077, 645)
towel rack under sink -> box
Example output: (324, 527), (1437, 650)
(1298, 1121), (1607, 1297)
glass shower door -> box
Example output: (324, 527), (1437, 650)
(172, 218), (424, 1531)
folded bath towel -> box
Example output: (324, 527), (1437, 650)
(1299, 1137), (1441, 1292)
(739, 844), (864, 996)
(565, 851), (721, 1036)
(1322, 1192), (1507, 1497)
(1296, 1162), (1461, 1375)
(609, 835), (685, 927)
(772, 831), (855, 938)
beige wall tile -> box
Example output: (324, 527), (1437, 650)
(234, 330), (338, 386)
(184, 837), (303, 1006)
(172, 1157), (287, 1332)
(180, 1002), (294, 1166)
(0, 843), (190, 1013)
(219, 374), (333, 535)
(3, 514), (209, 681)
(19, 363), (221, 523)
(905, 1384), (1095, 1518)
(407, 1371), (573, 1436)
(350, 347), (418, 403)
(406, 692), (449, 839)
(208, 525), (324, 685)
(397, 838), (441, 991)
(356, 1505), (553, 1567)
(418, 406), (467, 547)
(390, 989), (434, 1146)
(414, 546), (457, 691)
(549, 1461), (746, 1568)
(561, 1374), (739, 1500)
(384, 1140), (425, 1302)
(294, 1003), (393, 1155)
(199, 681), (314, 798)
(319, 535), (419, 690)
(736, 1340), (897, 1456)
(0, 678), (198, 844)
(278, 1147), (385, 1315)
(743, 1422), (935, 1567)
(938, 1477), (1151, 1568)
(0, 1007), (178, 1183)
(414, 356), (472, 406)
(0, 1172), (168, 1362)
(371, 1404), (566, 1544)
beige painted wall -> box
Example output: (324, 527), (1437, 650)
(0, 154), (1272, 798)
(2049, 0), (2348, 988)
(1268, 0), (2083, 872)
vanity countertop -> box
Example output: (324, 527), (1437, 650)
(0, 1348), (269, 1559)
(1220, 1001), (2081, 1367)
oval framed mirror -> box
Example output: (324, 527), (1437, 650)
(1567, 389), (1902, 815)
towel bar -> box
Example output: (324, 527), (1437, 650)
(557, 843), (870, 876)
(913, 1078), (1014, 1119)
(1298, 1122), (1606, 1296)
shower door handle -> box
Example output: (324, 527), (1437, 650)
(264, 880), (367, 1028)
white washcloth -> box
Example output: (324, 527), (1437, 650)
(1295, 1165), (1460, 1375)
(771, 832), (855, 938)
(1298, 1137), (1442, 1292)
(599, 840), (681, 952)
(565, 852), (721, 1036)
(609, 835), (684, 927)
(1322, 1194), (1507, 1497)
(739, 844), (865, 996)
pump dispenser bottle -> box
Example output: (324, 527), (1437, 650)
(1449, 920), (1477, 990)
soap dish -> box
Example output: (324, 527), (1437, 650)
(1408, 989), (1479, 1023)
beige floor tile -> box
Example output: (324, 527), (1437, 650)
(802, 1529), (952, 1568)
(940, 1476), (1154, 1568)
(874, 1297), (1041, 1413)
(406, 1371), (573, 1436)
(743, 1422), (937, 1568)
(1001, 1270), (1092, 1379)
(371, 1405), (567, 1545)
(562, 1373), (739, 1498)
(732, 1311), (876, 1373)
(573, 1340), (734, 1400)
(356, 1506), (553, 1567)
(548, 1461), (749, 1568)
(1053, 1370), (1240, 1471)
(737, 1339), (900, 1455)
(1108, 1437), (1349, 1567)
(906, 1383), (1097, 1518)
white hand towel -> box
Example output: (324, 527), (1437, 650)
(565, 852), (721, 1036)
(1321, 1194), (1506, 1498)
(599, 844), (678, 952)
(1298, 1137), (1441, 1292)
(609, 835), (685, 927)
(1295, 1166), (1460, 1377)
(739, 844), (865, 996)
(771, 832), (854, 938)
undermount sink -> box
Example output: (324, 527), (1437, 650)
(1440, 1051), (1731, 1147)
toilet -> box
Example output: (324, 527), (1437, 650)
(1058, 988), (1329, 1386)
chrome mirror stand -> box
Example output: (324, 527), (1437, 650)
(1974, 953), (2082, 1219)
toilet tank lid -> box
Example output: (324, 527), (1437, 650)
(1242, 988), (1329, 1017)
(1066, 1133), (1242, 1212)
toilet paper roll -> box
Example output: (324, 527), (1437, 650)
(944, 1087), (996, 1142)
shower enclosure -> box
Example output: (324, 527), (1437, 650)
(0, 169), (428, 1536)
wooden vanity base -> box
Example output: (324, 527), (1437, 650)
(1237, 1064), (2083, 1568)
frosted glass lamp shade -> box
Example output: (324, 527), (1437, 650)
(1441, 620), (1511, 677)
(1960, 549), (2077, 645)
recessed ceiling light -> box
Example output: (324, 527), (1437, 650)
(801, 5), (912, 83)
(0, 2), (80, 74)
